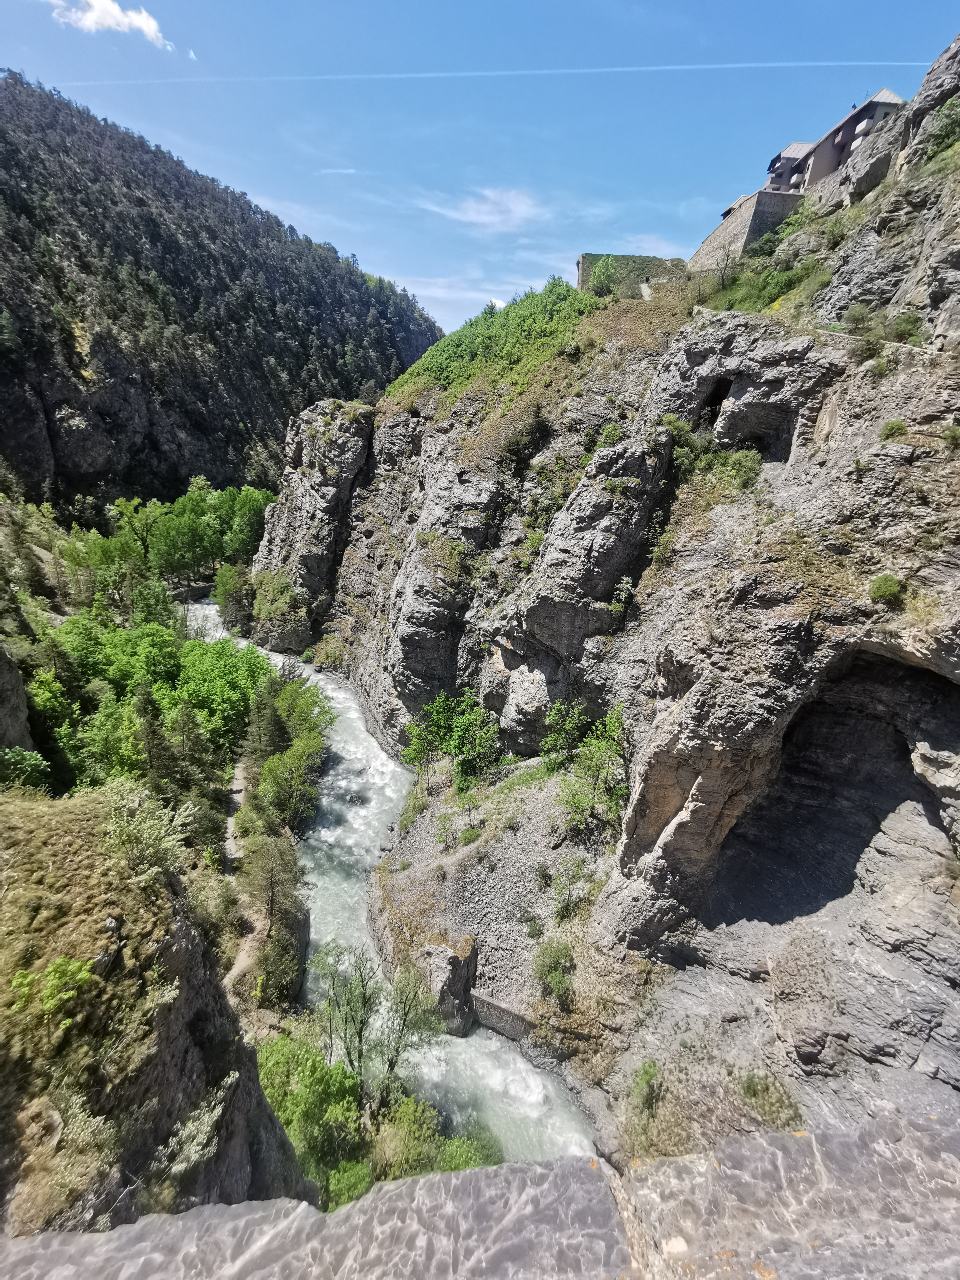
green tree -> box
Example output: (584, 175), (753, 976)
(588, 255), (616, 297)
(559, 706), (628, 833)
(310, 944), (383, 1083)
(541, 698), (589, 769)
(0, 746), (50, 790)
(256, 1035), (363, 1185)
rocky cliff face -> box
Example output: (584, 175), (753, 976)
(257, 34), (960, 1177)
(0, 789), (308, 1236)
(0, 644), (32, 750)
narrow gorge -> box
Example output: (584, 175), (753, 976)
(3, 24), (960, 1280)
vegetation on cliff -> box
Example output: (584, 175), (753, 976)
(258, 945), (502, 1210)
(389, 277), (603, 405)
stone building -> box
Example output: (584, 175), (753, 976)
(765, 90), (904, 194)
(689, 88), (905, 272)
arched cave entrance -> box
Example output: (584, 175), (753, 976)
(698, 654), (959, 931)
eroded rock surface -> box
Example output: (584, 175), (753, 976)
(2, 1158), (632, 1280)
(252, 400), (374, 650)
(0, 645), (32, 750)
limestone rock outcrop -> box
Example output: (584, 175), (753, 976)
(0, 644), (32, 750)
(2, 1158), (632, 1279)
(251, 400), (374, 651)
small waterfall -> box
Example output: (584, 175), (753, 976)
(187, 601), (594, 1162)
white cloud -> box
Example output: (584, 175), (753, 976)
(48, 0), (173, 50)
(418, 188), (548, 234)
(188, 48), (198, 62)
(319, 167), (359, 176)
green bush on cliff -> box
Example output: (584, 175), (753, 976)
(558, 706), (628, 835)
(389, 278), (603, 403)
(533, 937), (575, 1010)
(402, 690), (502, 791)
(868, 573), (904, 607)
(926, 94), (960, 158)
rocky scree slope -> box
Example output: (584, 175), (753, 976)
(0, 73), (440, 504)
(256, 36), (960, 1170)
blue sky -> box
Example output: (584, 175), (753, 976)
(4, 2), (956, 331)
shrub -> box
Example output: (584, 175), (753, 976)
(707, 254), (826, 314)
(885, 311), (923, 344)
(389, 278), (603, 403)
(459, 825), (482, 845)
(402, 690), (500, 792)
(256, 1036), (363, 1185)
(0, 746), (50, 790)
(739, 1071), (801, 1129)
(251, 569), (300, 622)
(868, 573), (904, 607)
(398, 783), (427, 834)
(327, 1159), (374, 1209)
(843, 302), (873, 333)
(558, 706), (628, 834)
(553, 856), (587, 923)
(541, 698), (589, 770)
(533, 938), (575, 1010)
(314, 634), (348, 671)
(630, 1061), (661, 1117)
(596, 421), (625, 450)
(588, 255), (616, 297)
(879, 419), (907, 441)
(851, 333), (883, 364)
(942, 425), (960, 451)
(925, 94), (960, 158)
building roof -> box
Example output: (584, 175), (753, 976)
(767, 89), (906, 173)
(808, 88), (906, 150)
(779, 141), (815, 160)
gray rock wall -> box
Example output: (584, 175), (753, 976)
(0, 645), (32, 750)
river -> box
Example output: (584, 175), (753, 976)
(187, 601), (594, 1162)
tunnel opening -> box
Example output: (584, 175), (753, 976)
(698, 376), (734, 428)
(697, 655), (959, 931)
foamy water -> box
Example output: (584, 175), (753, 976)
(187, 601), (595, 1161)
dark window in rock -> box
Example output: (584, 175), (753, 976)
(699, 377), (734, 428)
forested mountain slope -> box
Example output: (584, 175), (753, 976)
(0, 73), (441, 503)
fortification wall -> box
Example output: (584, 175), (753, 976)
(688, 189), (802, 272)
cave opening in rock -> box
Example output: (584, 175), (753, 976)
(698, 376), (733, 427)
(698, 655), (959, 930)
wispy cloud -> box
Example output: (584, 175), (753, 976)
(188, 49), (198, 62)
(61, 60), (928, 89)
(319, 167), (359, 176)
(48, 0), (173, 50)
(417, 188), (548, 233)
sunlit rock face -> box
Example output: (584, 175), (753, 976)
(2, 1159), (632, 1280)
